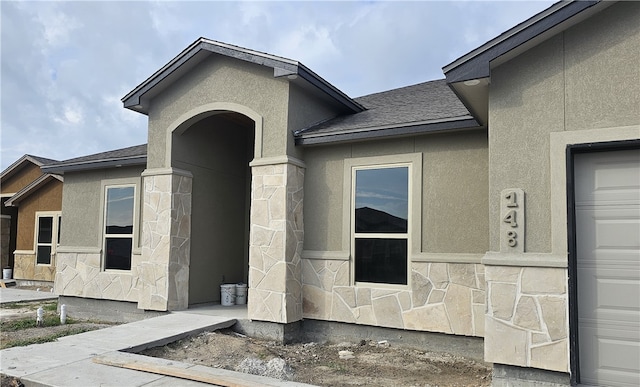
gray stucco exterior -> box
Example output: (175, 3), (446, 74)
(47, 1), (638, 385)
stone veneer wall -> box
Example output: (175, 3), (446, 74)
(248, 161), (304, 323)
(56, 168), (192, 311)
(14, 252), (55, 281)
(485, 266), (568, 373)
(302, 260), (485, 337)
(55, 250), (141, 301)
(139, 169), (192, 311)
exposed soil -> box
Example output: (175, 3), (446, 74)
(1, 286), (490, 386)
(142, 328), (492, 387)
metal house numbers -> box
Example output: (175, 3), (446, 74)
(500, 188), (525, 253)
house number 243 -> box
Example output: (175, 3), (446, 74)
(500, 188), (525, 253)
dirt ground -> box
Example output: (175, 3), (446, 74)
(142, 328), (492, 387)
(1, 286), (491, 386)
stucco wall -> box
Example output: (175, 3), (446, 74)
(286, 82), (344, 160)
(59, 166), (144, 248)
(303, 132), (489, 253)
(172, 115), (252, 305)
(484, 1), (639, 374)
(0, 164), (42, 194)
(301, 131), (488, 335)
(146, 56), (291, 168)
(15, 179), (62, 250)
(488, 1), (640, 254)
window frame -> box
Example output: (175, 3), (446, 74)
(343, 153), (422, 289)
(34, 211), (61, 266)
(102, 184), (136, 271)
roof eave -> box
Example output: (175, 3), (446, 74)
(122, 38), (364, 115)
(4, 174), (63, 207)
(442, 0), (605, 83)
(0, 155), (46, 181)
(295, 117), (481, 146)
(41, 156), (147, 174)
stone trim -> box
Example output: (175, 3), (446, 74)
(301, 250), (349, 260)
(13, 250), (35, 255)
(249, 155), (306, 169)
(141, 167), (193, 178)
(412, 253), (483, 264)
(57, 246), (101, 254)
(482, 252), (567, 268)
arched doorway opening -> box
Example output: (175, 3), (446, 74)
(171, 111), (255, 305)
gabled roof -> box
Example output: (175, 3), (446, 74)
(442, 0), (612, 125)
(122, 38), (365, 115)
(0, 154), (58, 182)
(41, 144), (147, 174)
(295, 79), (480, 145)
(4, 174), (63, 207)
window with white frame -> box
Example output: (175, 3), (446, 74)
(352, 165), (409, 285)
(103, 185), (135, 270)
(35, 212), (61, 265)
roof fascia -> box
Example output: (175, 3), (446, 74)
(0, 155), (45, 181)
(41, 156), (147, 174)
(295, 117), (481, 146)
(443, 0), (601, 83)
(4, 174), (63, 207)
(122, 38), (363, 115)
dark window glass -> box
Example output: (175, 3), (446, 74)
(57, 216), (62, 245)
(355, 167), (408, 233)
(37, 245), (51, 265)
(104, 237), (132, 270)
(37, 217), (53, 243)
(355, 238), (407, 284)
(105, 187), (134, 234)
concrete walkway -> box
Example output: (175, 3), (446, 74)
(0, 296), (313, 387)
(0, 287), (58, 304)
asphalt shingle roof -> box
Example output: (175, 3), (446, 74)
(295, 79), (475, 139)
(56, 144), (147, 165)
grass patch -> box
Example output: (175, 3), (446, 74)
(1, 326), (96, 349)
(1, 314), (77, 332)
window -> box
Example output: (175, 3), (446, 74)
(103, 186), (135, 270)
(35, 213), (61, 265)
(353, 166), (409, 285)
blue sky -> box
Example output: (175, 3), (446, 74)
(0, 0), (554, 171)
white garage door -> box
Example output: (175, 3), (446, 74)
(575, 148), (640, 387)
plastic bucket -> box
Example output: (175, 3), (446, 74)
(235, 283), (247, 305)
(220, 284), (236, 306)
(2, 268), (12, 280)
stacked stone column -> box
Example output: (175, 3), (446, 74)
(139, 168), (192, 311)
(248, 159), (304, 323)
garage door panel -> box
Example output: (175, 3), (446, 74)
(575, 149), (640, 204)
(578, 268), (640, 322)
(575, 149), (640, 387)
(579, 325), (640, 387)
(576, 207), (640, 260)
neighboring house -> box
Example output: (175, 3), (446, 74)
(42, 1), (639, 386)
(0, 155), (62, 284)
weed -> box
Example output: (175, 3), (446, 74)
(1, 314), (76, 331)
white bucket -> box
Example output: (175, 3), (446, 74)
(235, 283), (247, 305)
(220, 284), (236, 306)
(2, 268), (12, 280)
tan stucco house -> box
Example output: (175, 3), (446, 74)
(42, 1), (639, 386)
(1, 155), (62, 284)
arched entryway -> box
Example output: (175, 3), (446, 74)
(171, 111), (255, 305)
